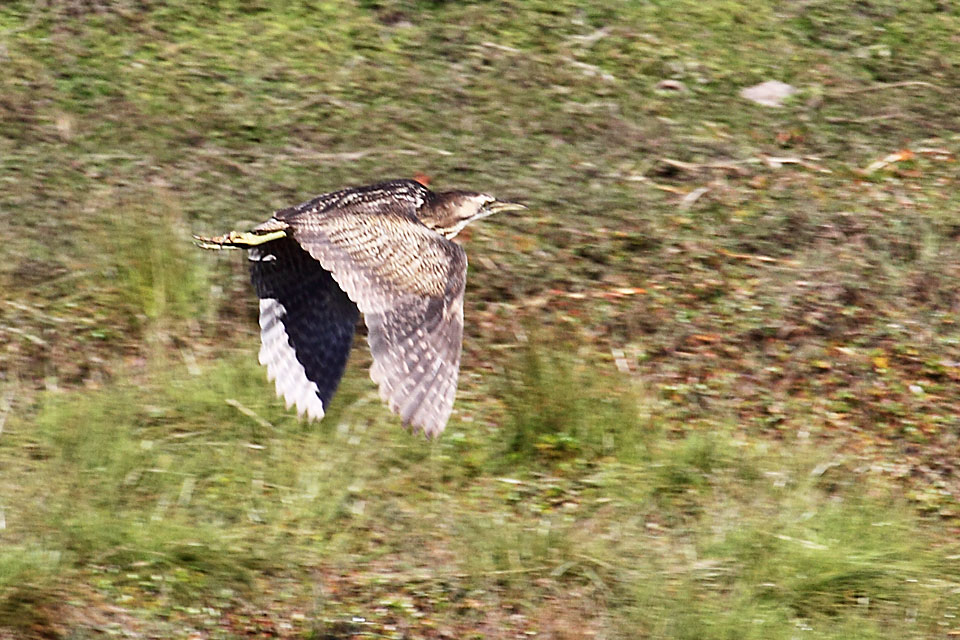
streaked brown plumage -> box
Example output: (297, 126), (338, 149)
(195, 179), (523, 437)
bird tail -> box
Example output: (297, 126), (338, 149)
(193, 229), (288, 250)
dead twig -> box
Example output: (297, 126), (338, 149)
(760, 156), (832, 173)
(371, 564), (558, 585)
(225, 398), (278, 432)
(479, 40), (522, 54)
(678, 186), (710, 211)
(914, 147), (955, 159)
(660, 158), (701, 172)
(831, 81), (947, 96)
(0, 390), (12, 436)
(825, 113), (905, 124)
(403, 142), (454, 157)
(563, 57), (616, 82)
(192, 145), (452, 165)
(566, 27), (613, 47)
(575, 553), (618, 571)
(5, 300), (69, 324)
(717, 248), (799, 267)
(0, 324), (47, 347)
(158, 430), (208, 443)
(194, 150), (259, 176)
(470, 565), (555, 578)
(659, 158), (750, 176)
(298, 93), (362, 111)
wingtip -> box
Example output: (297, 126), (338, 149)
(402, 417), (446, 440)
(193, 234), (226, 250)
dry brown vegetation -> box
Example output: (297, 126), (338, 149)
(2, 1), (960, 638)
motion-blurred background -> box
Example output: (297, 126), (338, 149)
(2, 2), (960, 638)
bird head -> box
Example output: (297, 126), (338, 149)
(420, 191), (526, 239)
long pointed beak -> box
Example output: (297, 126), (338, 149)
(487, 200), (526, 215)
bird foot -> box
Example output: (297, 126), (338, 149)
(193, 230), (287, 250)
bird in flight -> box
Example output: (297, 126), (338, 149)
(195, 179), (524, 438)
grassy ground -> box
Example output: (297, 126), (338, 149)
(2, 1), (960, 637)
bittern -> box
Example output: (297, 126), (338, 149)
(195, 179), (524, 438)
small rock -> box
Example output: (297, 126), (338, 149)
(740, 80), (797, 107)
(656, 79), (687, 92)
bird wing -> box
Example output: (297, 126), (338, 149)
(281, 202), (467, 438)
(276, 179), (432, 224)
(249, 237), (360, 420)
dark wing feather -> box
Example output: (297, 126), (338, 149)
(279, 193), (467, 437)
(249, 237), (360, 418)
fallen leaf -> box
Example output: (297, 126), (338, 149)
(692, 334), (722, 343)
(862, 149), (915, 174)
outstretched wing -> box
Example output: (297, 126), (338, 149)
(277, 192), (466, 437)
(249, 237), (360, 419)
(276, 179), (432, 223)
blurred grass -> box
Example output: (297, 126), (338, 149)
(4, 347), (959, 637)
(2, 0), (960, 637)
(104, 193), (211, 325)
(498, 339), (644, 464)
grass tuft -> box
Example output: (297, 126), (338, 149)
(102, 192), (212, 327)
(497, 339), (644, 466)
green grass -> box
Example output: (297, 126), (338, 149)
(2, 0), (960, 637)
(497, 340), (645, 464)
(4, 345), (960, 637)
